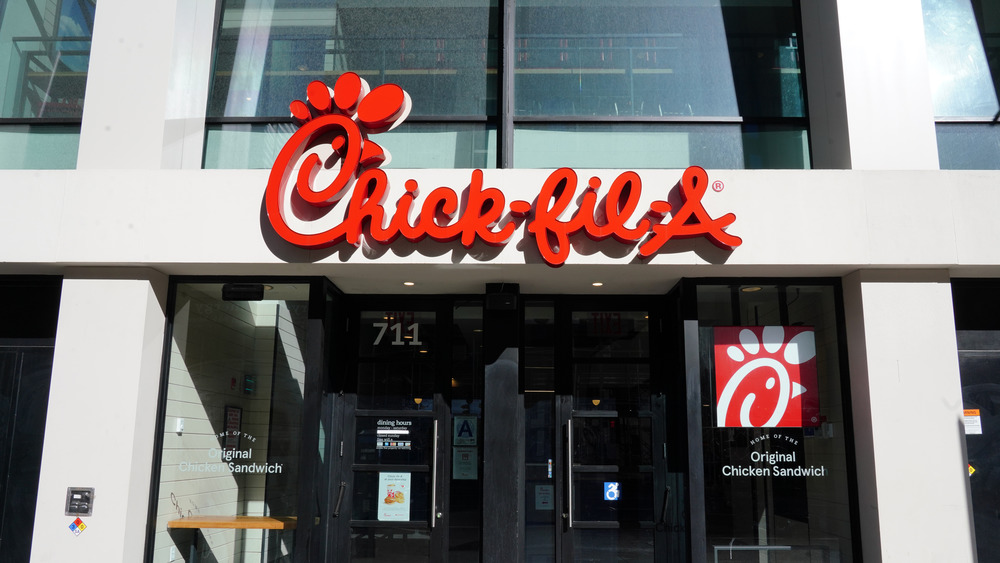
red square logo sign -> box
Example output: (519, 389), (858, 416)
(713, 326), (820, 428)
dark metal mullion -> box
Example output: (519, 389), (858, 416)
(498, 0), (516, 168)
(513, 115), (744, 124)
(683, 319), (707, 563)
(351, 464), (430, 473)
(0, 118), (81, 125)
(292, 280), (334, 563)
(354, 409), (436, 419)
(204, 115), (491, 124)
(349, 519), (431, 528)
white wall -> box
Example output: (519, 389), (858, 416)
(843, 270), (975, 562)
(30, 270), (168, 563)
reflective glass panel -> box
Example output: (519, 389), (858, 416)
(205, 122), (496, 169)
(351, 526), (430, 560)
(936, 122), (1000, 169)
(741, 124), (810, 169)
(514, 0), (739, 118)
(923, 0), (1000, 117)
(0, 0), (95, 118)
(953, 282), (1000, 562)
(571, 311), (649, 359)
(514, 123), (744, 168)
(356, 363), (435, 411)
(695, 283), (855, 562)
(572, 415), (652, 466)
(151, 283), (312, 562)
(0, 124), (79, 169)
(573, 364), (651, 413)
(722, 0), (805, 119)
(209, 0), (497, 118)
(572, 529), (655, 561)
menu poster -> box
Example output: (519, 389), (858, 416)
(378, 472), (411, 521)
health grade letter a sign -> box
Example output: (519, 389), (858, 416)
(714, 326), (820, 428)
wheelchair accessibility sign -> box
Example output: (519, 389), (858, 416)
(604, 482), (620, 501)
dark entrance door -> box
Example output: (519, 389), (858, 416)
(328, 299), (484, 562)
(558, 308), (669, 562)
(525, 302), (680, 562)
(325, 295), (680, 562)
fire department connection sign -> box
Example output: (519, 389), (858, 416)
(713, 326), (819, 428)
(263, 72), (742, 267)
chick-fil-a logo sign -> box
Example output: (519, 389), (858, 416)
(713, 326), (820, 428)
(264, 73), (742, 267)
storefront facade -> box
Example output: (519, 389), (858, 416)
(1, 0), (998, 562)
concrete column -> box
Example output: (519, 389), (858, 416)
(77, 0), (177, 169)
(801, 1), (939, 169)
(843, 270), (974, 562)
(30, 269), (168, 563)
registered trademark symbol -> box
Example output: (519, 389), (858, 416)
(712, 180), (725, 192)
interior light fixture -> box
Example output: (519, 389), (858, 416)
(403, 281), (415, 286)
(741, 286), (762, 293)
(592, 282), (604, 287)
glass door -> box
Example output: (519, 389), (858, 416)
(559, 309), (668, 562)
(328, 299), (484, 562)
(525, 302), (678, 562)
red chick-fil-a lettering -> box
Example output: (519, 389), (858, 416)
(264, 75), (741, 265)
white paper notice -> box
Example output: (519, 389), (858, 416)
(964, 409), (983, 435)
(378, 472), (411, 521)
(535, 485), (554, 511)
(453, 447), (477, 480)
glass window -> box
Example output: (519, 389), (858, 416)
(923, 0), (1000, 168)
(952, 280), (1000, 562)
(0, 124), (82, 169)
(150, 282), (312, 563)
(204, 0), (497, 169)
(0, 277), (61, 562)
(514, 1), (739, 118)
(0, 0), (95, 168)
(514, 123), (744, 168)
(206, 0), (808, 169)
(924, 0), (999, 118)
(695, 283), (855, 562)
(208, 0), (497, 118)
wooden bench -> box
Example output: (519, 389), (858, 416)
(167, 516), (297, 562)
(167, 515), (297, 530)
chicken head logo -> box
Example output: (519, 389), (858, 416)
(265, 72), (411, 248)
(713, 326), (820, 428)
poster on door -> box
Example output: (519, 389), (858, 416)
(378, 472), (411, 521)
(453, 446), (477, 480)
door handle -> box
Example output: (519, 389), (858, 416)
(332, 481), (347, 517)
(659, 486), (671, 525)
(566, 420), (573, 529)
(431, 419), (439, 528)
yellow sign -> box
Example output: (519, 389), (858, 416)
(969, 464), (976, 476)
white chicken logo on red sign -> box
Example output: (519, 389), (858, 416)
(713, 326), (820, 428)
